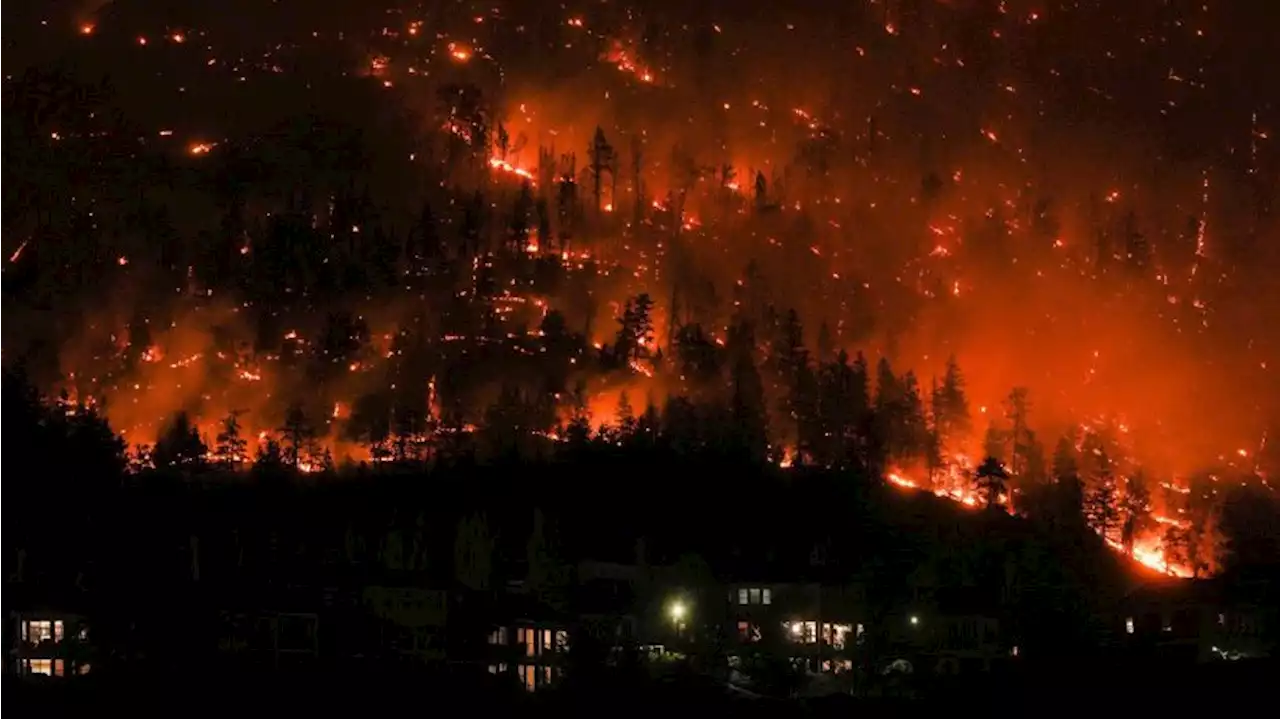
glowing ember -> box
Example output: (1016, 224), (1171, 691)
(448, 43), (472, 62)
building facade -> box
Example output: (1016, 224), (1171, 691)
(8, 611), (93, 678)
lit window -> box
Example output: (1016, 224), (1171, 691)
(554, 630), (568, 652)
(523, 628), (537, 656)
(53, 659), (65, 677)
(749, 588), (761, 605)
(541, 629), (552, 653)
(738, 588), (749, 605)
(78, 663), (91, 675)
(519, 664), (536, 691)
(27, 659), (53, 676)
(54, 621), (65, 642)
(788, 621), (817, 644)
(824, 623), (852, 649)
(23, 620), (53, 643)
(542, 666), (552, 685)
(488, 627), (508, 645)
(762, 588), (772, 605)
(1125, 617), (1135, 634)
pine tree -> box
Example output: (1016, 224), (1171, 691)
(1123, 210), (1151, 274)
(1085, 465), (1121, 544)
(1120, 470), (1153, 556)
(1003, 387), (1032, 476)
(630, 134), (646, 227)
(873, 357), (902, 460)
(1162, 524), (1190, 575)
(253, 436), (286, 474)
(1050, 436), (1086, 531)
(973, 456), (1009, 510)
(153, 411), (208, 471)
(588, 127), (616, 218)
(813, 324), (833, 364)
(814, 350), (869, 469)
(727, 322), (768, 462)
(982, 422), (1006, 463)
(616, 391), (636, 437)
(214, 411), (249, 469)
(753, 170), (768, 212)
(279, 403), (315, 469)
(564, 381), (593, 449)
(454, 514), (494, 590)
(510, 180), (534, 253)
(899, 370), (929, 462)
(931, 355), (971, 449)
(496, 122), (510, 161)
(535, 197), (552, 252)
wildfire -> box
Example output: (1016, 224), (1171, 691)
(603, 40), (658, 84)
(448, 43), (472, 63)
(884, 457), (1194, 577)
(488, 157), (536, 183)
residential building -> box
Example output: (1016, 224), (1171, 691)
(217, 609), (320, 670)
(360, 586), (448, 663)
(1121, 578), (1275, 664)
(484, 585), (572, 693)
(726, 581), (867, 676)
(879, 586), (1008, 676)
(8, 610), (93, 678)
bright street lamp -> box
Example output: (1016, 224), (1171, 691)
(669, 600), (687, 622)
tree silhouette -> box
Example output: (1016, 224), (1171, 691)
(587, 127), (616, 218)
(931, 356), (971, 449)
(214, 411), (249, 469)
(1085, 469), (1121, 544)
(510, 180), (534, 253)
(454, 514), (494, 591)
(973, 456), (1009, 509)
(615, 391), (637, 437)
(1003, 387), (1032, 477)
(280, 403), (316, 469)
(1120, 470), (1152, 557)
(152, 411), (209, 472)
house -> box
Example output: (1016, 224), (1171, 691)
(8, 610), (93, 678)
(215, 583), (322, 670)
(880, 586), (1007, 677)
(483, 583), (572, 691)
(1121, 578), (1275, 664)
(725, 581), (867, 676)
(360, 586), (448, 663)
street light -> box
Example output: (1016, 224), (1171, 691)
(909, 615), (920, 626)
(669, 600), (687, 622)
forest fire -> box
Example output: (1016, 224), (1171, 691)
(6, 1), (1277, 588)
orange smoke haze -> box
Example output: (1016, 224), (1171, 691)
(5, 0), (1277, 581)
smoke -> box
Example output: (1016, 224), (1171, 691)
(14, 0), (1279, 481)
